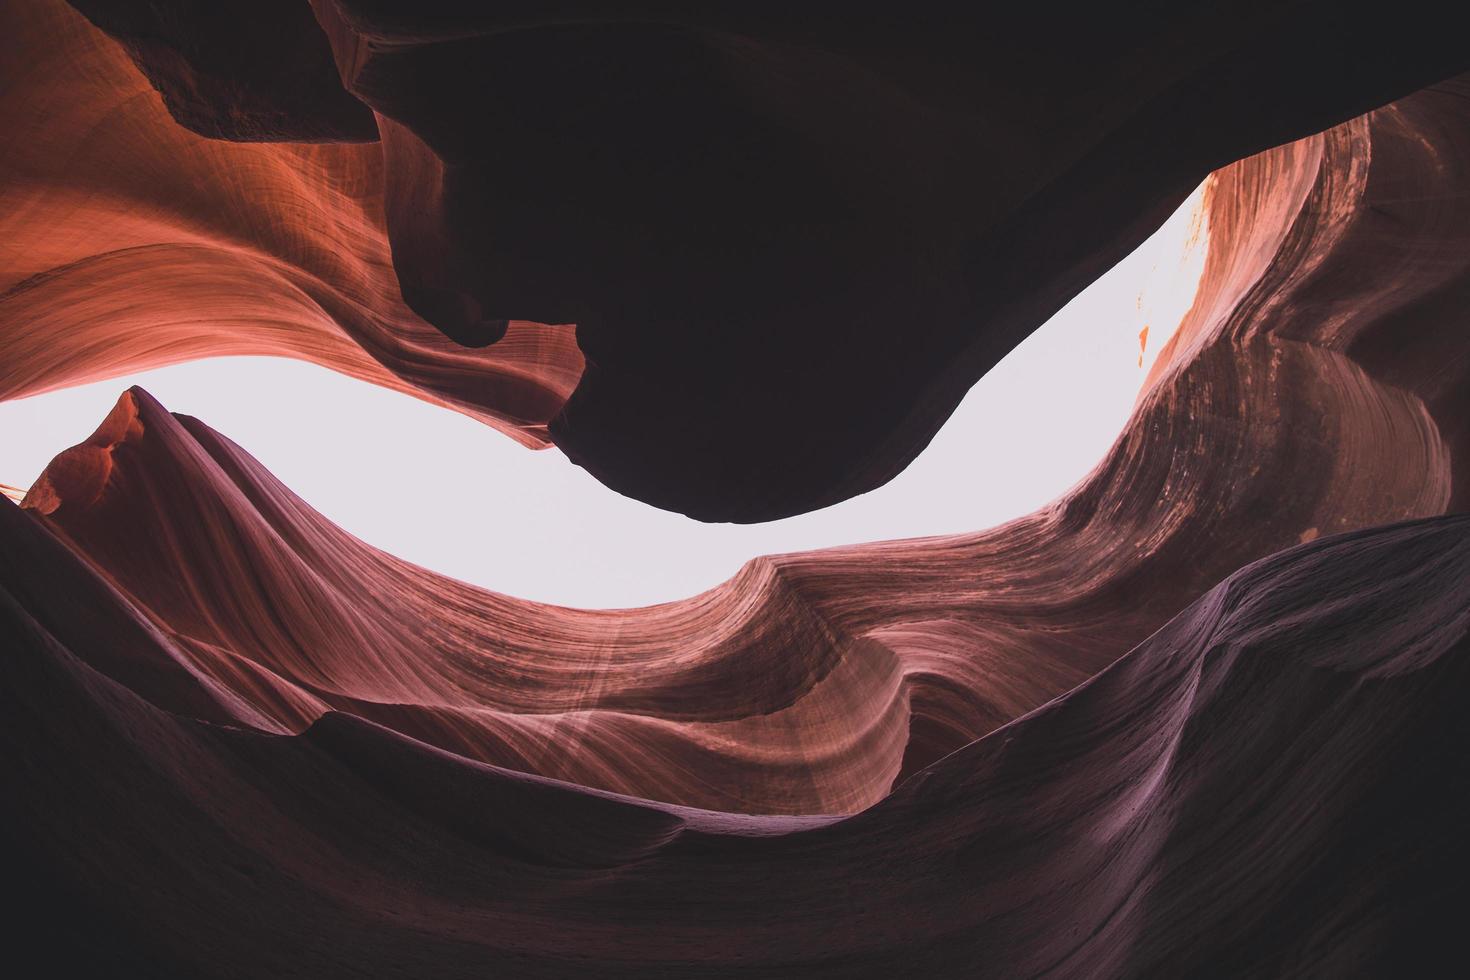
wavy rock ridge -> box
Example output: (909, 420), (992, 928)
(306, 0), (1470, 521)
(15, 76), (1470, 818)
(9, 0), (1469, 519)
(3, 3), (1470, 975)
(1, 0), (581, 448)
(6, 497), (1467, 975)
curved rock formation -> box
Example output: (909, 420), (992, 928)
(309, 0), (1470, 520)
(16, 0), (1468, 518)
(4, 5), (1470, 975)
(66, 0), (379, 142)
(1, 0), (581, 449)
(14, 76), (1470, 818)
(6, 498), (1467, 975)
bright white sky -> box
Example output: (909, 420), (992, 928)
(0, 185), (1208, 609)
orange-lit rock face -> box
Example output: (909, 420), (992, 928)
(18, 389), (145, 516)
(11, 0), (1468, 520)
(6, 478), (1469, 976)
(5, 0), (1470, 974)
(19, 80), (1468, 818)
(0, 0), (582, 448)
(305, 2), (1470, 521)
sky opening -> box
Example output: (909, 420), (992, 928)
(0, 182), (1209, 608)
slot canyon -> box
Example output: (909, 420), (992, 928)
(2, 2), (1468, 976)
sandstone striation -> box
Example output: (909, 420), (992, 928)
(4, 4), (1470, 974)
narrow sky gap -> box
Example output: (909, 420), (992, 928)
(0, 184), (1208, 608)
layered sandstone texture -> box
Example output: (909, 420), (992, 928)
(3, 1), (1470, 976)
